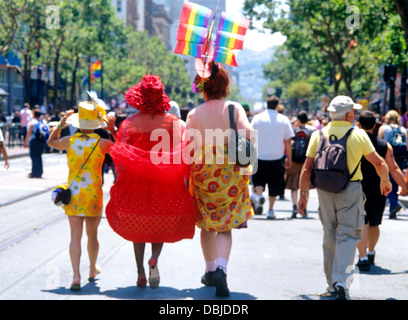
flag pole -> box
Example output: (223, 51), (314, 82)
(203, 0), (221, 66)
(100, 60), (103, 101)
(88, 56), (92, 92)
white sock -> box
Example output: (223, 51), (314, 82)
(215, 257), (228, 274)
(360, 256), (369, 261)
(205, 260), (215, 273)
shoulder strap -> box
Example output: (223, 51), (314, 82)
(228, 104), (236, 131)
(343, 128), (360, 179)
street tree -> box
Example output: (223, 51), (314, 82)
(243, 0), (390, 100)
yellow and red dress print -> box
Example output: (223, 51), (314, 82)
(64, 133), (104, 217)
(189, 145), (254, 232)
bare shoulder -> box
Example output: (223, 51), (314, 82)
(226, 101), (244, 110)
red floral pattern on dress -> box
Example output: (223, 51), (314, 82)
(189, 145), (254, 232)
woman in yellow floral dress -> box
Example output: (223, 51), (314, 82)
(48, 100), (115, 291)
(187, 62), (255, 297)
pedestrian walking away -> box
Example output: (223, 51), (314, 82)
(250, 95), (294, 219)
(355, 110), (408, 272)
(187, 61), (255, 297)
(286, 110), (314, 218)
(105, 74), (196, 290)
(47, 101), (116, 291)
(24, 109), (49, 178)
(20, 102), (32, 141)
(377, 110), (408, 219)
(298, 96), (392, 300)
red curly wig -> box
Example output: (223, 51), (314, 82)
(194, 62), (230, 100)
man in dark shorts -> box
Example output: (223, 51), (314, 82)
(356, 111), (408, 271)
(250, 96), (294, 219)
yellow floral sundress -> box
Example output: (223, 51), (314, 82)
(189, 145), (254, 232)
(64, 133), (104, 217)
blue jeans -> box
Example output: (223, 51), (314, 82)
(388, 157), (406, 212)
(29, 138), (45, 178)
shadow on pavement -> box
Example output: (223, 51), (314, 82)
(42, 282), (257, 300)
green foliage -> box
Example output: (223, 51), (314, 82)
(243, 0), (408, 107)
(2, 0), (192, 109)
(102, 31), (191, 106)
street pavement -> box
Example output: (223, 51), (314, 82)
(0, 153), (408, 301)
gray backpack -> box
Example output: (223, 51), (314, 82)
(312, 128), (360, 193)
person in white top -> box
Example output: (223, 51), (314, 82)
(20, 102), (32, 140)
(377, 110), (408, 218)
(250, 96), (294, 219)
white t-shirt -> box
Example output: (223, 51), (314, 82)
(20, 108), (32, 127)
(251, 109), (294, 161)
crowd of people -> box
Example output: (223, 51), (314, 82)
(2, 63), (408, 300)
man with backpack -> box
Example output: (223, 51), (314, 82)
(377, 110), (408, 219)
(24, 109), (49, 178)
(297, 96), (392, 300)
(286, 110), (313, 218)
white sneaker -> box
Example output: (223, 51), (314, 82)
(251, 194), (264, 215)
(267, 210), (276, 220)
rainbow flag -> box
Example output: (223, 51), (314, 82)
(214, 31), (245, 50)
(212, 46), (238, 67)
(175, 41), (204, 58)
(174, 2), (249, 68)
(90, 60), (102, 83)
(178, 1), (212, 28)
(174, 1), (213, 57)
(218, 12), (249, 36)
(176, 24), (208, 44)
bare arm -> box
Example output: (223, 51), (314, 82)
(297, 156), (314, 215)
(385, 143), (408, 192)
(364, 150), (392, 196)
(24, 122), (33, 148)
(284, 138), (292, 169)
(0, 141), (9, 169)
(99, 113), (116, 155)
(47, 110), (74, 151)
(377, 125), (385, 139)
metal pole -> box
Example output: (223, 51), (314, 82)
(100, 60), (103, 100)
(88, 57), (91, 92)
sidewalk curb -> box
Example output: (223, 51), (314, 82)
(9, 152), (30, 160)
(0, 186), (56, 207)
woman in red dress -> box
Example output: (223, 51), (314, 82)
(106, 74), (196, 289)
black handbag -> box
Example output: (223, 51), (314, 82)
(228, 104), (257, 167)
(52, 138), (100, 207)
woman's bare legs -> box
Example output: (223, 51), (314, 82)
(133, 243), (163, 287)
(68, 215), (102, 286)
(68, 216), (84, 286)
(150, 243), (163, 261)
(201, 229), (232, 297)
(85, 216), (101, 279)
(133, 243), (146, 278)
(201, 229), (232, 270)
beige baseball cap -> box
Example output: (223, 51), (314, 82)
(327, 95), (362, 112)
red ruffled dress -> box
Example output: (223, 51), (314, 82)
(105, 112), (196, 243)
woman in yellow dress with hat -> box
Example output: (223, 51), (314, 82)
(48, 99), (116, 291)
